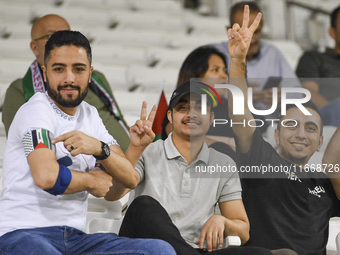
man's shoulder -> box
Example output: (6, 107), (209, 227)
(11, 93), (53, 133)
(92, 69), (104, 77)
(20, 93), (49, 112)
(207, 146), (236, 165)
(300, 50), (322, 59)
(3, 78), (25, 104)
(78, 100), (102, 118)
(143, 139), (165, 155)
(7, 78), (24, 93)
(212, 42), (230, 59)
(260, 41), (285, 57)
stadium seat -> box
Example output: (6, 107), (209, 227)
(87, 217), (123, 234)
(146, 47), (192, 69)
(63, 0), (127, 11)
(91, 44), (147, 66)
(126, 0), (183, 15)
(0, 59), (31, 83)
(0, 38), (33, 60)
(187, 16), (229, 36)
(86, 193), (129, 234)
(163, 33), (227, 49)
(0, 3), (33, 25)
(109, 11), (187, 34)
(266, 39), (303, 70)
(126, 65), (178, 93)
(91, 29), (168, 48)
(90, 64), (128, 91)
(327, 217), (340, 254)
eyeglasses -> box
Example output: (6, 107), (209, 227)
(34, 33), (53, 41)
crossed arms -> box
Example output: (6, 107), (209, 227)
(28, 131), (140, 197)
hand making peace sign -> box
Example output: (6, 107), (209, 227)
(129, 101), (157, 148)
(228, 5), (262, 60)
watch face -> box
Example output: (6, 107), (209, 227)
(94, 142), (110, 160)
(103, 144), (110, 157)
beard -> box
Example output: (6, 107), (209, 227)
(45, 78), (88, 108)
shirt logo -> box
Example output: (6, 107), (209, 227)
(308, 186), (325, 198)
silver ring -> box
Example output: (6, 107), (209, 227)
(70, 145), (75, 151)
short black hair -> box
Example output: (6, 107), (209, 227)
(44, 30), (92, 66)
(176, 46), (227, 87)
(331, 5), (340, 28)
(277, 100), (323, 135)
(230, 1), (262, 26)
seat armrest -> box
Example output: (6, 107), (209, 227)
(222, 236), (241, 248)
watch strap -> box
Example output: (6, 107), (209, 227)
(94, 141), (110, 160)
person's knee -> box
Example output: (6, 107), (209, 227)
(0, 232), (58, 254)
(271, 248), (298, 255)
(144, 239), (176, 255)
(250, 247), (274, 255)
(129, 195), (160, 210)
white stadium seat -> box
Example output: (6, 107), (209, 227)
(0, 38), (33, 60)
(126, 65), (178, 93)
(109, 11), (187, 34)
(92, 44), (147, 66)
(90, 64), (128, 91)
(266, 39), (304, 70)
(91, 29), (168, 48)
(0, 59), (32, 83)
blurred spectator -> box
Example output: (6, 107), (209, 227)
(296, 5), (340, 127)
(2, 14), (130, 151)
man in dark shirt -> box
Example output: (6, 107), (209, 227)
(229, 63), (340, 253)
(296, 5), (340, 126)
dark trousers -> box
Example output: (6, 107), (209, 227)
(119, 195), (273, 255)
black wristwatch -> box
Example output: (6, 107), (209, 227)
(94, 141), (111, 160)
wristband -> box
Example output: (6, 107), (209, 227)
(98, 164), (107, 172)
(44, 164), (72, 196)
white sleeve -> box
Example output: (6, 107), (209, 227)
(91, 106), (118, 146)
(13, 98), (56, 140)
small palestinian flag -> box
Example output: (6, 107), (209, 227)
(152, 90), (168, 142)
(23, 128), (56, 157)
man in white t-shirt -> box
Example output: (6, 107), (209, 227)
(0, 30), (175, 255)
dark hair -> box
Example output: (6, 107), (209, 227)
(331, 5), (340, 28)
(176, 46), (227, 87)
(229, 1), (262, 26)
(277, 100), (323, 135)
(44, 30), (92, 66)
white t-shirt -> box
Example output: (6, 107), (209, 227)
(0, 92), (117, 236)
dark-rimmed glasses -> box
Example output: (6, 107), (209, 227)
(34, 33), (53, 41)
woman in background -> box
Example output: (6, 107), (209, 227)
(162, 46), (236, 159)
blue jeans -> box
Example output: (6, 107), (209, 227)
(0, 226), (176, 255)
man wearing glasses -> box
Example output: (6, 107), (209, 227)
(2, 14), (130, 152)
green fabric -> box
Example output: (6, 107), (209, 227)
(2, 78), (26, 136)
(2, 70), (130, 152)
(22, 67), (35, 102)
(91, 71), (121, 118)
(153, 134), (162, 142)
(91, 72), (111, 95)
